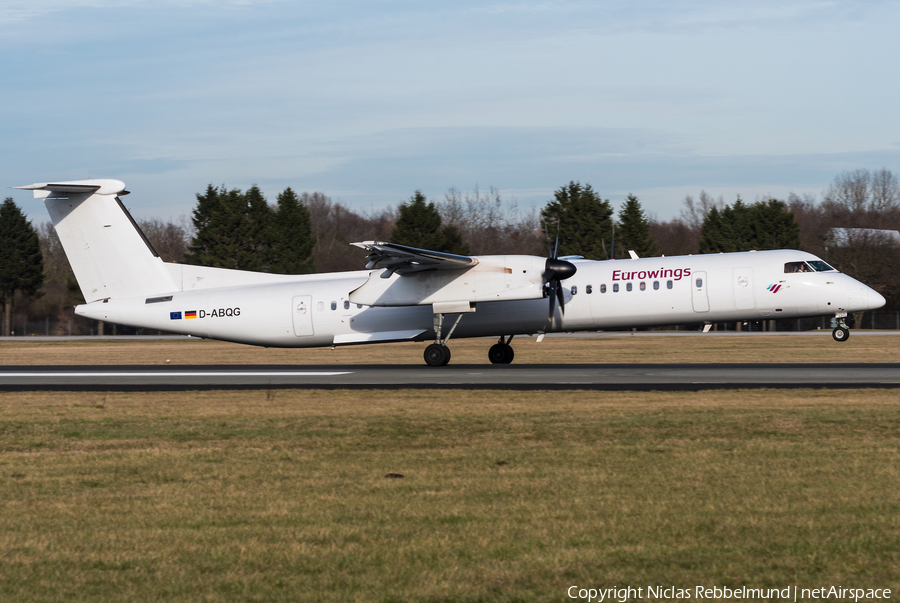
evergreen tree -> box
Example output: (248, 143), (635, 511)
(540, 181), (613, 260)
(391, 191), (451, 251)
(699, 206), (734, 253)
(719, 196), (751, 251)
(440, 223), (470, 255)
(700, 197), (799, 253)
(699, 206), (736, 253)
(749, 199), (800, 250)
(269, 187), (315, 274)
(241, 185), (272, 269)
(185, 184), (223, 266)
(616, 194), (658, 258)
(0, 198), (44, 336)
(186, 185), (274, 271)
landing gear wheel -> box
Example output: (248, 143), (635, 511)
(832, 326), (850, 342)
(424, 343), (451, 366)
(488, 343), (515, 364)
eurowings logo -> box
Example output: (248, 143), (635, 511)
(767, 283), (782, 293)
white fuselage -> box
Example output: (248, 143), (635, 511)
(76, 249), (884, 348)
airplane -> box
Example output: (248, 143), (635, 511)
(16, 178), (886, 366)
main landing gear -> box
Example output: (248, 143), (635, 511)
(422, 312), (518, 367)
(423, 312), (464, 367)
(424, 343), (451, 366)
(488, 335), (515, 364)
(832, 313), (850, 342)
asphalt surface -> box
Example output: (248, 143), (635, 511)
(2, 363), (899, 391)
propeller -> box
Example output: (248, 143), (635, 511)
(542, 223), (577, 323)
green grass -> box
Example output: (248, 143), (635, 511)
(1, 389), (899, 602)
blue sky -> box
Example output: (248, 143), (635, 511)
(3, 0), (899, 225)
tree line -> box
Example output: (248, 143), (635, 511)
(2, 168), (898, 335)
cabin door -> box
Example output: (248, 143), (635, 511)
(292, 295), (314, 336)
(733, 268), (755, 310)
(692, 271), (710, 312)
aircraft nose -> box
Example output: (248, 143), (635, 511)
(868, 288), (886, 310)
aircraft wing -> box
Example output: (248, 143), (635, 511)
(352, 241), (479, 276)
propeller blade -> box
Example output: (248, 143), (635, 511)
(547, 281), (557, 322)
(542, 221), (574, 324)
(557, 281), (566, 315)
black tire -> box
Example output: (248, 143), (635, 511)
(488, 344), (505, 364)
(488, 343), (515, 364)
(424, 343), (451, 366)
(832, 327), (850, 342)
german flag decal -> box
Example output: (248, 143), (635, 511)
(185, 310), (197, 319)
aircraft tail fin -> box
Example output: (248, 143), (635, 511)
(16, 179), (178, 302)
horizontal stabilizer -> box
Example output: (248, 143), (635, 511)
(15, 179), (128, 197)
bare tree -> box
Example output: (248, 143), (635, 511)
(438, 186), (544, 255)
(870, 168), (900, 213)
(649, 218), (698, 256)
(679, 191), (722, 232)
(306, 193), (395, 272)
(138, 217), (192, 263)
(824, 169), (871, 212)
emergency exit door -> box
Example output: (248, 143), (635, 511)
(692, 271), (709, 312)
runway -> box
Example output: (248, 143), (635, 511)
(2, 363), (899, 391)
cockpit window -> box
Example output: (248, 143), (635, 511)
(807, 260), (835, 272)
(784, 260), (834, 274)
(785, 260), (836, 273)
(784, 261), (810, 273)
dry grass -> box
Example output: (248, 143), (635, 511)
(2, 332), (899, 365)
(1, 388), (899, 602)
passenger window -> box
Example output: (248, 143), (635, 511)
(317, 301), (324, 311)
(653, 281), (659, 290)
(600, 284), (607, 293)
(695, 278), (703, 288)
(639, 282), (646, 291)
(330, 301), (337, 311)
(613, 283), (619, 293)
(586, 285), (593, 294)
(343, 300), (350, 310)
(571, 285), (577, 295)
(626, 283), (633, 292)
(666, 280), (673, 289)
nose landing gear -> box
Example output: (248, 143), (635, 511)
(832, 313), (850, 342)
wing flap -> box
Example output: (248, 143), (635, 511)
(352, 241), (478, 276)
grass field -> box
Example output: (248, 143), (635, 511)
(1, 388), (899, 602)
(3, 331), (900, 365)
